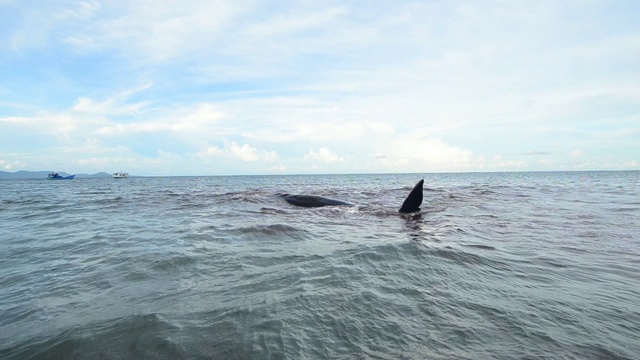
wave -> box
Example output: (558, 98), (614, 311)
(0, 314), (182, 360)
(226, 224), (311, 241)
(150, 253), (198, 272)
(2, 173), (640, 359)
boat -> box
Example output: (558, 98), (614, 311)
(113, 172), (129, 179)
(47, 172), (75, 180)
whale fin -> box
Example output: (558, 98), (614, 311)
(399, 179), (424, 213)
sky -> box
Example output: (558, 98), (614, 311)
(1, 0), (639, 176)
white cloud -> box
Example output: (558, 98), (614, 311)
(245, 118), (395, 143)
(230, 142), (260, 162)
(270, 163), (286, 172)
(538, 159), (554, 167)
(374, 137), (475, 171)
(244, 6), (349, 39)
(0, 112), (100, 139)
(601, 159), (639, 170)
(489, 155), (528, 169)
(61, 1), (102, 21)
(65, 2), (244, 61)
(198, 142), (278, 163)
(305, 147), (344, 164)
(0, 85), (156, 139)
(0, 159), (27, 170)
(198, 146), (225, 157)
(72, 83), (153, 115)
(93, 99), (226, 138)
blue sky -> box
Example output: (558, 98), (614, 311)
(1, 0), (638, 176)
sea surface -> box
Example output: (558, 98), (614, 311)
(1, 172), (638, 359)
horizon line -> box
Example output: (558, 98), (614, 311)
(1, 169), (638, 178)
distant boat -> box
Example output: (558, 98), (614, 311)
(113, 172), (129, 179)
(47, 172), (75, 180)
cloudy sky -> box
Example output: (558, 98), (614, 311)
(1, 0), (638, 175)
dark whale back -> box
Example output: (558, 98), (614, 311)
(398, 179), (424, 213)
(281, 194), (353, 208)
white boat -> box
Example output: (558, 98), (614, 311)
(113, 172), (129, 179)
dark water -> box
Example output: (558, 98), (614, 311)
(1, 172), (638, 359)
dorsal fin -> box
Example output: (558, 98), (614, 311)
(399, 179), (424, 213)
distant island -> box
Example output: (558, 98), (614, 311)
(0, 171), (113, 179)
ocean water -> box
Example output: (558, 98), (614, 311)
(0, 172), (638, 360)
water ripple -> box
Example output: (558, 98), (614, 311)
(1, 172), (639, 359)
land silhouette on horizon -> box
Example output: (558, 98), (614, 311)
(0, 170), (112, 179)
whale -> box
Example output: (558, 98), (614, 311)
(280, 179), (424, 213)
